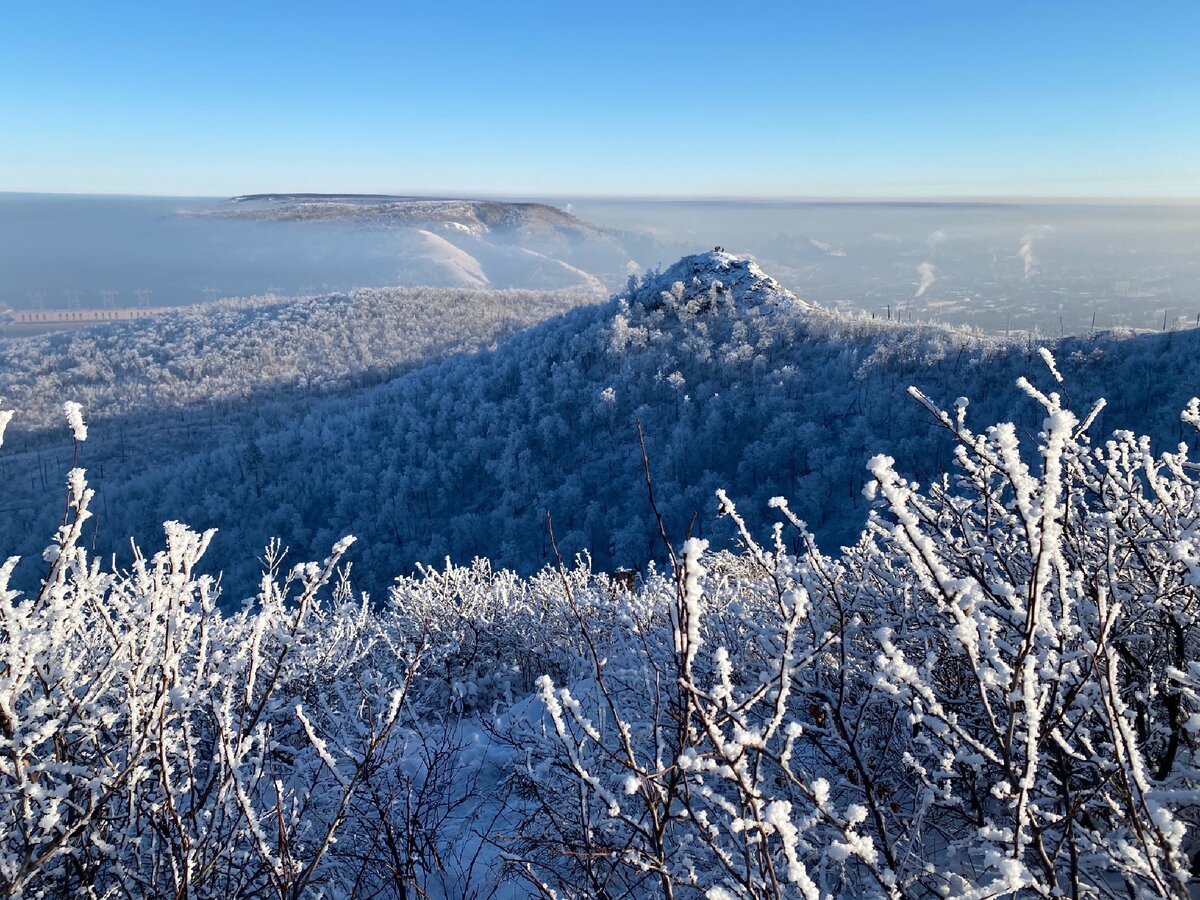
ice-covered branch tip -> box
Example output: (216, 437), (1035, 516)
(1184, 398), (1200, 431)
(1037, 347), (1063, 385)
(63, 401), (88, 442)
(0, 409), (12, 449)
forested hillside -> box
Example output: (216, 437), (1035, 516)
(0, 284), (595, 428)
(2, 251), (1198, 601)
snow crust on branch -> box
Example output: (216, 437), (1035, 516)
(63, 400), (87, 441)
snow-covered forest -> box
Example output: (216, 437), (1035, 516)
(1, 349), (1197, 896)
(0, 283), (596, 428)
(1, 252), (1197, 599)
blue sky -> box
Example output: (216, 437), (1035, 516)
(1, 1), (1197, 198)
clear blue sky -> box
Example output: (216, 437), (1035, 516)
(2, 1), (1197, 198)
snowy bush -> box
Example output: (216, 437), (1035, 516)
(505, 356), (1200, 898)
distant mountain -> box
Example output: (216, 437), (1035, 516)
(189, 195), (645, 292)
(214, 195), (605, 235)
(1, 251), (1196, 603)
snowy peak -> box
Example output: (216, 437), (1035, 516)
(627, 250), (809, 317)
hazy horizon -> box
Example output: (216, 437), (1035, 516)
(4, 192), (1197, 339)
(5, 189), (1200, 205)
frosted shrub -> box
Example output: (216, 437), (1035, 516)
(516, 356), (1199, 898)
(852, 364), (1198, 897)
(0, 407), (429, 898)
(509, 501), (917, 898)
(385, 556), (602, 713)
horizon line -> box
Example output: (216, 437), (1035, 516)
(4, 189), (1200, 206)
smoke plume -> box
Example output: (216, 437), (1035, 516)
(1019, 235), (1036, 278)
(915, 261), (937, 298)
(1019, 225), (1055, 278)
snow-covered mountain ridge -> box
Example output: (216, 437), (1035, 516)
(0, 284), (595, 431)
(208, 195), (602, 235)
(183, 194), (647, 293)
(0, 251), (1196, 600)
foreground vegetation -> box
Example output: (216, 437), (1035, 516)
(0, 357), (1197, 897)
